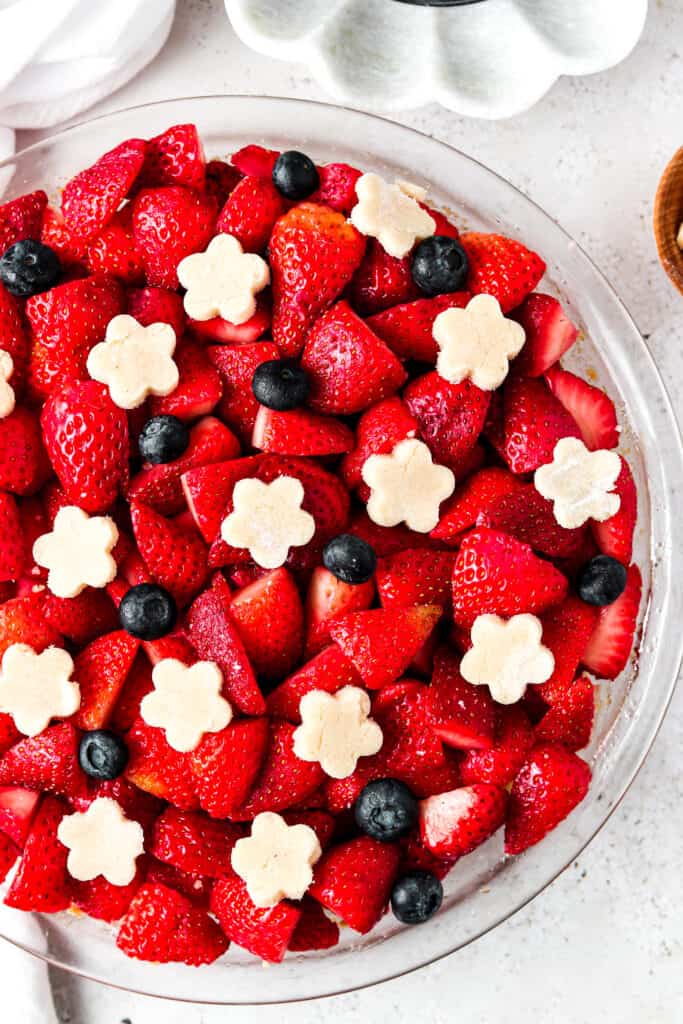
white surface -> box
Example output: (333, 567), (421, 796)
(9, 0), (683, 1021)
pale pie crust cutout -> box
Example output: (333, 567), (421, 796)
(0, 643), (80, 736)
(57, 797), (145, 886)
(231, 811), (322, 909)
(220, 476), (316, 569)
(87, 313), (178, 410)
(140, 658), (233, 753)
(293, 686), (384, 780)
(350, 173), (436, 259)
(32, 505), (119, 599)
(460, 613), (555, 705)
(177, 233), (270, 324)
(433, 294), (526, 391)
(534, 437), (621, 530)
(362, 437), (455, 534)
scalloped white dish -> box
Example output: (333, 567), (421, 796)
(225, 0), (648, 118)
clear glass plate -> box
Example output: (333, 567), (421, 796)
(0, 96), (681, 1005)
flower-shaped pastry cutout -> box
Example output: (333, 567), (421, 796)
(433, 294), (526, 391)
(362, 438), (455, 534)
(350, 173), (436, 259)
(293, 686), (384, 780)
(231, 811), (322, 909)
(57, 797), (145, 887)
(87, 314), (179, 410)
(32, 505), (119, 599)
(460, 614), (555, 705)
(0, 349), (15, 419)
(177, 233), (270, 324)
(0, 643), (80, 736)
(140, 658), (233, 753)
(220, 476), (316, 569)
(534, 437), (622, 529)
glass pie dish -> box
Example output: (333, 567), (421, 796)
(0, 95), (681, 1005)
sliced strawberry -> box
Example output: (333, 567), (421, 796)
(85, 206), (145, 285)
(0, 723), (87, 799)
(0, 190), (48, 252)
(404, 371), (491, 474)
(230, 568), (304, 679)
(288, 894), (340, 951)
(210, 876), (299, 963)
(329, 605), (441, 690)
(42, 587), (119, 645)
(340, 396), (418, 493)
(367, 292), (470, 362)
(582, 564), (641, 680)
(191, 717), (269, 819)
(266, 645), (364, 722)
(133, 186), (216, 290)
(503, 375), (581, 474)
(505, 744), (591, 854)
(535, 674), (595, 751)
(309, 836), (399, 934)
(61, 139), (146, 238)
(126, 285), (186, 337)
(130, 502), (208, 606)
(270, 203), (366, 357)
(431, 466), (520, 544)
(310, 161), (362, 212)
(73, 630), (139, 731)
(376, 548), (455, 609)
(426, 646), (497, 750)
(304, 568), (375, 658)
(0, 786), (40, 846)
(150, 807), (242, 878)
(460, 705), (535, 786)
(110, 653), (154, 733)
(0, 592), (60, 658)
(0, 833), (18, 883)
(208, 342), (280, 443)
(478, 483), (586, 558)
(231, 720), (325, 820)
(510, 294), (578, 376)
(71, 863), (146, 923)
(118, 882), (228, 965)
(0, 715), (20, 758)
(138, 123), (206, 191)
(420, 783), (508, 858)
(40, 206), (87, 268)
(4, 796), (70, 912)
(149, 340), (222, 422)
(302, 301), (406, 415)
(452, 528), (568, 629)
(252, 404), (354, 456)
(191, 294), (271, 345)
(398, 832), (456, 882)
(461, 232), (546, 313)
(533, 596), (599, 703)
(230, 144), (279, 178)
(0, 493), (24, 581)
(349, 239), (419, 316)
(216, 174), (286, 252)
(125, 717), (198, 810)
(544, 366), (619, 450)
(205, 159), (242, 207)
(591, 457), (637, 564)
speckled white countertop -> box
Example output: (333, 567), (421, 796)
(13, 1), (683, 1021)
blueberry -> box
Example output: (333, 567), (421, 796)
(252, 359), (310, 411)
(0, 239), (61, 298)
(119, 583), (177, 640)
(354, 778), (418, 842)
(138, 415), (190, 465)
(391, 871), (443, 925)
(411, 235), (469, 296)
(79, 730), (129, 780)
(272, 151), (320, 200)
(323, 534), (377, 586)
(577, 555), (628, 606)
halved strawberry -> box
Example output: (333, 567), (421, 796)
(431, 466), (520, 544)
(544, 366), (619, 450)
(216, 174), (285, 253)
(252, 405), (354, 456)
(62, 139), (146, 238)
(461, 232), (546, 313)
(191, 294), (271, 345)
(0, 190), (48, 251)
(0, 592), (60, 658)
(367, 292), (470, 362)
(304, 568), (375, 658)
(0, 833), (17, 883)
(205, 159), (242, 207)
(420, 783), (508, 858)
(130, 502), (208, 606)
(511, 294), (578, 376)
(505, 744), (591, 854)
(4, 796), (71, 912)
(133, 185), (216, 290)
(230, 144), (279, 178)
(0, 723), (87, 799)
(309, 836), (400, 934)
(137, 123), (206, 191)
(404, 371), (490, 474)
(85, 206), (145, 284)
(0, 493), (24, 581)
(533, 596), (599, 703)
(0, 715), (20, 758)
(0, 283), (29, 398)
(109, 653), (154, 733)
(426, 647), (496, 750)
(145, 860), (213, 908)
(266, 645), (364, 722)
(460, 705), (535, 786)
(376, 548), (456, 609)
(452, 528), (568, 629)
(126, 285), (186, 337)
(348, 239), (419, 316)
(230, 568), (304, 679)
(503, 375), (581, 474)
(582, 564), (641, 680)
(118, 882), (229, 965)
(150, 807), (242, 878)
(0, 408), (50, 495)
(329, 605), (442, 690)
(149, 340), (222, 422)
(309, 162), (362, 213)
(191, 717), (269, 818)
(348, 510), (441, 558)
(208, 342), (280, 443)
(42, 587), (119, 645)
(70, 778), (162, 837)
(210, 876), (299, 963)
(478, 483), (586, 558)
(125, 717), (198, 810)
(73, 630), (140, 731)
(288, 895), (340, 952)
(0, 786), (40, 847)
(40, 206), (87, 268)
(591, 457), (637, 564)
(71, 863), (146, 923)
(535, 674), (595, 751)
(182, 455), (268, 542)
(232, 720), (325, 820)
(340, 396), (418, 493)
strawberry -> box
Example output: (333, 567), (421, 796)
(288, 894), (340, 952)
(126, 285), (186, 337)
(348, 239), (420, 316)
(62, 139), (146, 239)
(426, 647), (497, 750)
(133, 186), (216, 290)
(0, 191), (48, 251)
(451, 528), (568, 629)
(0, 592), (60, 658)
(310, 162), (362, 213)
(150, 807), (243, 878)
(340, 396), (418, 494)
(329, 605), (441, 690)
(40, 206), (87, 268)
(191, 718), (269, 819)
(376, 549), (456, 609)
(266, 645), (365, 722)
(582, 564), (641, 680)
(230, 568), (304, 679)
(460, 705), (535, 786)
(145, 860), (213, 908)
(533, 596), (599, 703)
(71, 778), (162, 837)
(208, 342), (280, 442)
(504, 744), (591, 854)
(367, 292), (470, 362)
(210, 875), (300, 963)
(191, 294), (271, 344)
(304, 568), (375, 658)
(503, 375), (581, 474)
(398, 833), (456, 882)
(461, 232), (546, 313)
(591, 457), (637, 564)
(0, 283), (29, 396)
(149, 339), (222, 422)
(41, 379), (129, 513)
(270, 203), (366, 357)
(230, 145), (279, 178)
(348, 510), (440, 558)
(282, 809), (335, 849)
(431, 466), (520, 544)
(0, 715), (20, 758)
(73, 630), (140, 731)
(4, 796), (71, 912)
(478, 483), (586, 558)
(535, 674), (595, 751)
(130, 502), (208, 606)
(216, 174), (286, 252)
(544, 366), (619, 450)
(252, 404), (354, 456)
(118, 882), (229, 965)
(232, 720), (325, 820)
(0, 406), (51, 496)
(424, 205), (460, 239)
(205, 159), (242, 207)
(71, 863), (146, 923)
(125, 717), (198, 809)
(0, 786), (40, 846)
(138, 123), (206, 191)
(420, 783), (508, 858)
(85, 206), (145, 285)
(0, 723), (87, 799)
(43, 587), (119, 645)
(110, 652), (154, 732)
(0, 493), (24, 581)
(0, 833), (17, 883)
(309, 836), (400, 934)
(404, 371), (491, 474)
(187, 572), (265, 715)
(301, 301), (406, 415)
(510, 294), (578, 376)
(182, 455), (268, 542)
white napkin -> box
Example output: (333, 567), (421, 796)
(0, 0), (176, 162)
